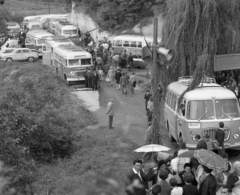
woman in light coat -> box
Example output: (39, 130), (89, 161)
(107, 66), (115, 86)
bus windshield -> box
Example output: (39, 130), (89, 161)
(68, 59), (80, 66)
(81, 58), (91, 65)
(215, 99), (239, 119)
(187, 99), (240, 120)
(187, 100), (214, 120)
(63, 30), (77, 35)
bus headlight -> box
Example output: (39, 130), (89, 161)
(233, 133), (239, 140)
(68, 71), (75, 77)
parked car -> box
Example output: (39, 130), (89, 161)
(0, 48), (14, 58)
(132, 55), (147, 69)
(0, 48), (39, 62)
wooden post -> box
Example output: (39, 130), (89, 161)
(151, 17), (162, 144)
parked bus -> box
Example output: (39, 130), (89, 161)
(53, 21), (79, 44)
(27, 21), (43, 31)
(42, 37), (74, 66)
(112, 35), (153, 56)
(25, 30), (54, 56)
(52, 45), (93, 85)
(165, 76), (240, 150)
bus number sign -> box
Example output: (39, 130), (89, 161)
(188, 123), (200, 129)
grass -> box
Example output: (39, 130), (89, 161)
(32, 126), (140, 195)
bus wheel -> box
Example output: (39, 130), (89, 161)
(167, 122), (175, 142)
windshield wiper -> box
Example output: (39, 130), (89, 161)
(198, 111), (207, 121)
(222, 110), (232, 120)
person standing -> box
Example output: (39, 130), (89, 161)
(103, 50), (108, 65)
(121, 50), (127, 68)
(144, 90), (151, 114)
(125, 159), (154, 195)
(215, 122), (225, 157)
(158, 169), (172, 195)
(182, 172), (199, 195)
(92, 70), (99, 91)
(115, 68), (122, 90)
(96, 56), (103, 70)
(107, 66), (115, 86)
(129, 72), (137, 94)
(199, 166), (217, 195)
(113, 53), (120, 68)
(195, 135), (207, 150)
(84, 68), (89, 88)
(106, 99), (114, 129)
(128, 52), (134, 71)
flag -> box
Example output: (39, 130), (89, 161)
(142, 36), (152, 64)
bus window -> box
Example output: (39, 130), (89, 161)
(130, 41), (137, 47)
(168, 92), (172, 106)
(215, 99), (239, 119)
(68, 59), (80, 66)
(171, 94), (177, 111)
(63, 30), (77, 35)
(138, 42), (142, 48)
(123, 41), (130, 47)
(81, 58), (91, 65)
(115, 40), (122, 47)
(187, 100), (214, 120)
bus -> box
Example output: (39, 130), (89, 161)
(52, 45), (93, 85)
(27, 21), (43, 31)
(42, 37), (74, 67)
(53, 21), (79, 44)
(165, 76), (240, 150)
(112, 35), (154, 56)
(25, 30), (54, 56)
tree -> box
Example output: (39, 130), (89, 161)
(161, 0), (240, 105)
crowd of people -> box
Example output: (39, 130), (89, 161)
(125, 142), (239, 195)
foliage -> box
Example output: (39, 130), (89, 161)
(66, 0), (167, 32)
(0, 62), (97, 194)
(161, 0), (240, 104)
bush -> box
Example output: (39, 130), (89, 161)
(0, 63), (96, 194)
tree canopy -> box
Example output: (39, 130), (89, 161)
(162, 0), (240, 83)
(66, 0), (167, 32)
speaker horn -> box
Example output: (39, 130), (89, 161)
(158, 47), (174, 62)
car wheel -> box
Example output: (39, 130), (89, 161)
(6, 58), (13, 62)
(28, 57), (34, 62)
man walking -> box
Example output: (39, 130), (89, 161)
(106, 99), (114, 129)
(121, 50), (127, 68)
(215, 122), (225, 157)
(128, 52), (134, 71)
(129, 72), (137, 94)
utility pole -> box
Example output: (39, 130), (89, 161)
(151, 17), (162, 144)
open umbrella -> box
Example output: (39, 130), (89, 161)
(178, 149), (227, 171)
(134, 144), (170, 153)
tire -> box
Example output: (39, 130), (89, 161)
(6, 58), (13, 62)
(28, 57), (34, 62)
(167, 122), (175, 142)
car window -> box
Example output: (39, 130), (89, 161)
(23, 50), (29, 53)
(16, 50), (22, 53)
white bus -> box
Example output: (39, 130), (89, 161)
(27, 21), (43, 31)
(165, 76), (240, 150)
(25, 30), (54, 56)
(54, 21), (79, 44)
(52, 45), (93, 85)
(112, 35), (154, 56)
(42, 37), (74, 67)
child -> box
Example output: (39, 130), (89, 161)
(170, 178), (183, 195)
(182, 172), (199, 195)
(98, 68), (104, 81)
(204, 134), (214, 151)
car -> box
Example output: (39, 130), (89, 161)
(0, 48), (14, 58)
(132, 55), (148, 69)
(0, 48), (39, 62)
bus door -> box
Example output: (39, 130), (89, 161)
(42, 44), (51, 66)
(176, 100), (187, 142)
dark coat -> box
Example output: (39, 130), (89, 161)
(196, 140), (207, 150)
(115, 71), (122, 83)
(92, 73), (99, 84)
(199, 174), (217, 195)
(125, 168), (153, 195)
(227, 171), (239, 192)
(215, 128), (225, 147)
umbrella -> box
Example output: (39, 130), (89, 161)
(134, 144), (170, 153)
(178, 149), (227, 171)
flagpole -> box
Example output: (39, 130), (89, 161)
(151, 17), (162, 144)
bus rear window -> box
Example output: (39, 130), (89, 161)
(187, 100), (214, 120)
(81, 58), (91, 65)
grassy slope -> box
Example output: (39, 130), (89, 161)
(0, 61), (140, 194)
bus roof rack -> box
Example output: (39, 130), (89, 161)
(58, 45), (83, 51)
(178, 76), (216, 86)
